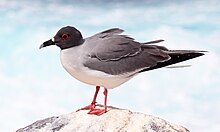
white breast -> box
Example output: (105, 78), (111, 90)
(60, 47), (132, 89)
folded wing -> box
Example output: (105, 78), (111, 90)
(84, 28), (170, 75)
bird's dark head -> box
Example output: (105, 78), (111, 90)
(40, 26), (84, 50)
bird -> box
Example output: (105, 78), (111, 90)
(40, 26), (205, 116)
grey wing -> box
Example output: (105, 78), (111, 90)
(84, 30), (170, 75)
(90, 35), (140, 61)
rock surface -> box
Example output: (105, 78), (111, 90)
(17, 105), (189, 132)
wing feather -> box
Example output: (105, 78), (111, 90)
(84, 29), (170, 75)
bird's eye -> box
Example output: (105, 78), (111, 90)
(61, 34), (69, 40)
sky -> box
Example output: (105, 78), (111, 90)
(0, 0), (220, 131)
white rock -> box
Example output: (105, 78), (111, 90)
(16, 105), (189, 132)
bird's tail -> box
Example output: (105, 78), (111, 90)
(142, 50), (207, 71)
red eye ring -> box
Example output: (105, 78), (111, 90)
(61, 34), (69, 40)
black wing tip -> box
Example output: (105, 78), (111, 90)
(199, 50), (208, 54)
(158, 39), (165, 42)
(177, 50), (207, 58)
(193, 52), (205, 58)
(189, 50), (208, 57)
(139, 50), (206, 73)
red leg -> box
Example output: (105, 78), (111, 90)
(88, 88), (108, 116)
(76, 86), (100, 111)
(91, 86), (100, 105)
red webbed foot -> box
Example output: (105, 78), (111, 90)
(88, 108), (107, 116)
(76, 102), (96, 112)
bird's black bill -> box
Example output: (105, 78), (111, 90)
(39, 39), (55, 49)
